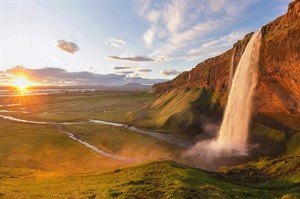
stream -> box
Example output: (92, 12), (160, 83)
(0, 113), (192, 163)
(0, 114), (138, 162)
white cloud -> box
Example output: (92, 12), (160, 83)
(153, 20), (223, 55)
(143, 27), (156, 46)
(137, 0), (150, 16)
(188, 31), (246, 54)
(184, 31), (246, 62)
(147, 10), (160, 23)
(105, 37), (126, 49)
(163, 0), (186, 34)
(137, 0), (254, 58)
(160, 69), (181, 76)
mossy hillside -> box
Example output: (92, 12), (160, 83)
(190, 87), (222, 112)
(131, 89), (200, 131)
(221, 130), (300, 188)
(286, 132), (300, 156)
(1, 161), (297, 199)
(253, 123), (286, 143)
(133, 88), (223, 133)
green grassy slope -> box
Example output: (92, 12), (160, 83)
(221, 131), (300, 189)
(132, 89), (201, 132)
(1, 161), (299, 199)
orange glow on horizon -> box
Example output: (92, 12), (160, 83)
(11, 71), (34, 93)
(14, 76), (32, 91)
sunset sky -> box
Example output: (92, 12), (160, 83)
(1, 0), (290, 85)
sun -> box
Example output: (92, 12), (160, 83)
(13, 76), (33, 91)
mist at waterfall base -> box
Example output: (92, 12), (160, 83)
(185, 30), (262, 169)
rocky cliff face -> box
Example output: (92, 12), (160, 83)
(152, 0), (300, 130)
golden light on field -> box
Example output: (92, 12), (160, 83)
(13, 76), (33, 91)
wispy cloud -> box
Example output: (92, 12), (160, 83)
(113, 66), (132, 70)
(57, 40), (79, 54)
(138, 69), (152, 73)
(153, 20), (223, 56)
(137, 0), (150, 17)
(138, 0), (254, 58)
(106, 56), (160, 62)
(163, 0), (186, 34)
(186, 31), (247, 61)
(116, 71), (134, 75)
(105, 37), (126, 49)
(160, 69), (181, 76)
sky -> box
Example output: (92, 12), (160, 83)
(0, 0), (290, 86)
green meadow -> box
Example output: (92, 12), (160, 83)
(0, 92), (299, 198)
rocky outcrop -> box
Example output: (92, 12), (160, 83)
(152, 0), (300, 130)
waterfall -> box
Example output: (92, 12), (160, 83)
(185, 30), (262, 167)
(228, 48), (236, 91)
(217, 29), (262, 155)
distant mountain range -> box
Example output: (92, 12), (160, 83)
(0, 83), (152, 91)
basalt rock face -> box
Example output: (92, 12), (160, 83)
(152, 0), (300, 130)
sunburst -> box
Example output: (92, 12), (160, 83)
(13, 75), (33, 92)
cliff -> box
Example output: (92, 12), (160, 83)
(151, 0), (300, 130)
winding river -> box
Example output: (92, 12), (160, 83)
(0, 112), (193, 162)
(0, 114), (138, 162)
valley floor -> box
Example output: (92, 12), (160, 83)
(0, 91), (299, 198)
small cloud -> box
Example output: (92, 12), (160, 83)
(105, 37), (126, 49)
(106, 56), (159, 62)
(113, 37), (126, 44)
(57, 40), (79, 54)
(138, 69), (152, 73)
(143, 27), (156, 46)
(113, 66), (132, 70)
(116, 71), (135, 75)
(160, 69), (181, 76)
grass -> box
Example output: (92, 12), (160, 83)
(1, 91), (299, 198)
(253, 123), (286, 143)
(1, 161), (298, 199)
(64, 123), (183, 160)
(0, 120), (126, 173)
(132, 89), (200, 132)
(0, 92), (154, 123)
(220, 130), (300, 189)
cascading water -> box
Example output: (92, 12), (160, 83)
(217, 29), (262, 155)
(228, 47), (236, 91)
(186, 30), (262, 165)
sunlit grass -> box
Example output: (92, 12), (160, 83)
(0, 120), (126, 172)
(65, 123), (183, 160)
(1, 161), (298, 198)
